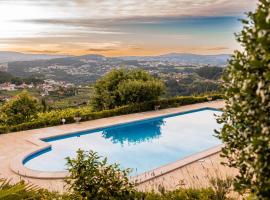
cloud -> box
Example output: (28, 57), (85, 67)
(1, 0), (257, 20)
(24, 49), (60, 54)
(206, 47), (230, 51)
(0, 0), (257, 56)
(87, 48), (116, 52)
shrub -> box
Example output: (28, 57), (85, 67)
(118, 79), (165, 104)
(0, 179), (78, 200)
(91, 69), (165, 111)
(217, 0), (270, 199)
(135, 188), (216, 200)
(65, 149), (136, 200)
(210, 177), (233, 200)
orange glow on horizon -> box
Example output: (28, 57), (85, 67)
(5, 45), (236, 57)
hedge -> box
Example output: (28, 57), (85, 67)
(0, 94), (223, 134)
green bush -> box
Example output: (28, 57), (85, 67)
(217, 0), (270, 199)
(0, 179), (79, 200)
(0, 94), (222, 134)
(91, 68), (165, 111)
(136, 188), (216, 200)
(65, 149), (136, 200)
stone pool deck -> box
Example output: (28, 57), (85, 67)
(0, 100), (236, 192)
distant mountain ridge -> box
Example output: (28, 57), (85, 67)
(117, 53), (230, 66)
(0, 51), (68, 63)
(0, 51), (230, 65)
(1, 51), (230, 84)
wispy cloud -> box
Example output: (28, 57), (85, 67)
(0, 0), (257, 56)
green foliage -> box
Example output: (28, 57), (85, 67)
(0, 179), (37, 200)
(65, 149), (136, 200)
(118, 79), (165, 104)
(195, 66), (224, 80)
(0, 71), (43, 85)
(137, 188), (216, 200)
(91, 69), (165, 111)
(0, 71), (13, 83)
(0, 179), (78, 200)
(0, 91), (40, 125)
(165, 74), (221, 97)
(217, 1), (270, 199)
(41, 98), (47, 113)
(209, 177), (233, 200)
(0, 177), (232, 200)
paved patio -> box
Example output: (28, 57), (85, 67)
(0, 100), (236, 192)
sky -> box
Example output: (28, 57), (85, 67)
(0, 0), (257, 56)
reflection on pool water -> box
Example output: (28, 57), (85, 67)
(24, 108), (222, 175)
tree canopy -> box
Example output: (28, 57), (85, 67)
(217, 1), (270, 199)
(91, 69), (165, 111)
(195, 66), (224, 80)
(0, 71), (44, 85)
(0, 91), (40, 125)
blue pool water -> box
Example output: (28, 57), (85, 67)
(24, 108), (222, 175)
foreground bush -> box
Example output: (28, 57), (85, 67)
(0, 179), (79, 200)
(138, 188), (216, 200)
(217, 0), (270, 199)
(0, 94), (223, 134)
(66, 150), (136, 199)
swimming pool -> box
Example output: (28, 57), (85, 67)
(24, 108), (222, 176)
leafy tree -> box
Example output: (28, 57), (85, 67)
(0, 71), (44, 85)
(91, 69), (165, 110)
(0, 91), (40, 125)
(217, 1), (270, 199)
(65, 150), (136, 200)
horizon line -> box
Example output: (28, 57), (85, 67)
(0, 50), (232, 57)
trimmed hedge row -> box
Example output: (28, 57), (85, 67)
(0, 94), (223, 134)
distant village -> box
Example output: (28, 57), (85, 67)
(0, 79), (77, 102)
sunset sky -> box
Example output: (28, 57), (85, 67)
(0, 0), (257, 56)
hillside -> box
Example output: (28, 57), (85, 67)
(0, 51), (67, 63)
(4, 52), (229, 84)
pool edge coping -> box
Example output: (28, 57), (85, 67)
(131, 144), (223, 184)
(9, 103), (224, 182)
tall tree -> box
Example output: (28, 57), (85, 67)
(217, 1), (270, 199)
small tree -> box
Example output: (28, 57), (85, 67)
(91, 69), (165, 111)
(0, 91), (40, 125)
(65, 150), (136, 200)
(217, 0), (270, 199)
